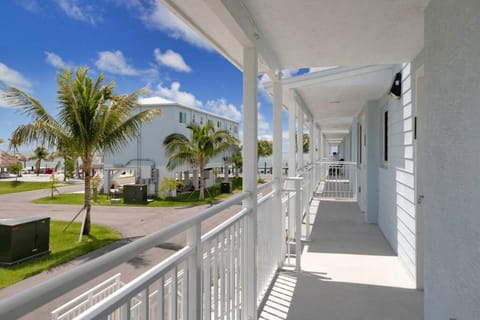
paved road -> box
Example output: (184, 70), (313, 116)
(0, 183), (242, 319)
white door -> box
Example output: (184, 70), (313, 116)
(415, 65), (425, 290)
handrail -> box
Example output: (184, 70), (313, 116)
(0, 191), (250, 320)
(257, 180), (274, 192)
(50, 273), (122, 317)
(78, 246), (193, 318)
(201, 207), (249, 243)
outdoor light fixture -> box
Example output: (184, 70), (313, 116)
(389, 72), (402, 98)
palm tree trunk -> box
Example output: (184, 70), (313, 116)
(37, 160), (41, 176)
(83, 157), (92, 235)
(199, 161), (205, 200)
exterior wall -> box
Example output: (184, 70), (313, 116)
(104, 103), (239, 190)
(424, 1), (480, 319)
(377, 60), (421, 279)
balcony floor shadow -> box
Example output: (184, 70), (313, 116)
(259, 199), (423, 320)
(307, 200), (395, 256)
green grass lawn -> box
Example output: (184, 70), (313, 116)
(33, 177), (242, 207)
(34, 177), (244, 207)
(0, 220), (121, 289)
(33, 190), (237, 207)
(0, 181), (56, 195)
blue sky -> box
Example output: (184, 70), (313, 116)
(0, 0), (314, 153)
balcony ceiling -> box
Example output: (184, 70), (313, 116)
(161, 0), (424, 72)
(271, 65), (394, 135)
(161, 0), (421, 140)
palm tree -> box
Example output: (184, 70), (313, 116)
(30, 146), (50, 175)
(164, 121), (238, 200)
(1, 67), (161, 235)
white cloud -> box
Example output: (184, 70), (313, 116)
(0, 62), (33, 107)
(258, 111), (271, 140)
(205, 99), (241, 122)
(19, 0), (39, 12)
(258, 68), (301, 96)
(136, 1), (212, 50)
(45, 51), (68, 68)
(54, 0), (101, 25)
(153, 81), (202, 108)
(95, 50), (157, 77)
(154, 48), (191, 72)
(0, 63), (32, 92)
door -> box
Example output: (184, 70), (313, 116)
(415, 65), (425, 290)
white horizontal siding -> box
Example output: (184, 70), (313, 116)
(378, 62), (417, 279)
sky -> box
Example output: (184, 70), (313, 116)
(0, 0), (315, 154)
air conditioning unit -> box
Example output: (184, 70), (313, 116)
(0, 217), (50, 265)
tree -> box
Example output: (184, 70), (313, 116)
(164, 120), (237, 200)
(159, 177), (183, 199)
(231, 144), (243, 176)
(8, 163), (22, 181)
(303, 133), (310, 154)
(257, 139), (273, 159)
(295, 133), (310, 154)
(29, 146), (50, 176)
(1, 67), (161, 235)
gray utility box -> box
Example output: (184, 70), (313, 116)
(123, 184), (148, 204)
(221, 181), (232, 193)
(0, 217), (50, 266)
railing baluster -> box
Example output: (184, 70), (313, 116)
(172, 267), (177, 320)
(219, 232), (225, 319)
(204, 242), (211, 320)
(158, 276), (164, 320)
(213, 238), (218, 320)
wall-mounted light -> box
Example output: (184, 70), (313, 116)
(389, 72), (402, 98)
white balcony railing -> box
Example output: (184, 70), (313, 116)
(0, 177), (314, 320)
(51, 273), (124, 320)
(316, 161), (357, 200)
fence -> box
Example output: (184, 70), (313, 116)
(316, 161), (357, 200)
(1, 176), (313, 320)
(50, 273), (123, 320)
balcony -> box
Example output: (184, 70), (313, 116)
(0, 162), (423, 320)
(259, 200), (423, 320)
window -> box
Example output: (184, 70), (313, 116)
(192, 114), (195, 123)
(179, 111), (187, 123)
(200, 116), (203, 125)
(384, 110), (388, 162)
(217, 121), (220, 128)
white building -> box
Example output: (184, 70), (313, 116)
(3, 2), (480, 320)
(103, 97), (240, 195)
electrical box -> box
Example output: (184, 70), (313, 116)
(123, 184), (148, 204)
(0, 217), (50, 265)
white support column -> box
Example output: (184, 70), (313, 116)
(242, 46), (258, 320)
(309, 119), (316, 190)
(297, 108), (304, 172)
(288, 89), (297, 242)
(272, 76), (283, 267)
(308, 119), (314, 166)
(288, 90), (297, 177)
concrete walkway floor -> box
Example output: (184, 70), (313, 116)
(260, 200), (423, 320)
